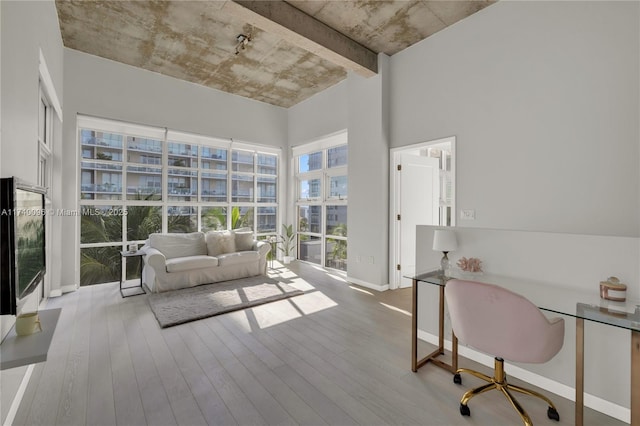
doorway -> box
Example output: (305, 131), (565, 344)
(389, 137), (455, 289)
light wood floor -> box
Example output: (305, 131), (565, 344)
(11, 261), (624, 426)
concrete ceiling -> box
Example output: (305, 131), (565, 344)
(55, 0), (495, 108)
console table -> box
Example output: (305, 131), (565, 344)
(1, 308), (61, 370)
(409, 270), (640, 426)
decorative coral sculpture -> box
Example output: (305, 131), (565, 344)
(457, 257), (483, 273)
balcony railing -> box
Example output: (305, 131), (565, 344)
(81, 184), (122, 193)
(82, 138), (122, 149)
(128, 144), (162, 153)
(126, 187), (160, 195)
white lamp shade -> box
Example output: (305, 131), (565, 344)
(433, 229), (457, 252)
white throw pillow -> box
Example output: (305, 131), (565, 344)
(234, 230), (254, 251)
(220, 230), (236, 254)
(149, 232), (206, 259)
(206, 230), (236, 256)
(206, 231), (223, 256)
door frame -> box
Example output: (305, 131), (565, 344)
(389, 136), (456, 289)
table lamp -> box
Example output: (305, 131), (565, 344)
(433, 229), (457, 274)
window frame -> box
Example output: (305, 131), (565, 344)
(293, 132), (348, 272)
(77, 116), (281, 286)
(38, 86), (53, 190)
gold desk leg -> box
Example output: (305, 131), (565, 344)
(452, 332), (458, 372)
(411, 278), (457, 374)
(632, 330), (639, 426)
(438, 284), (445, 354)
(576, 318), (584, 426)
(411, 278), (418, 372)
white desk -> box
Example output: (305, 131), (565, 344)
(409, 270), (640, 426)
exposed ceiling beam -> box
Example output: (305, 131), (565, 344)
(224, 0), (377, 77)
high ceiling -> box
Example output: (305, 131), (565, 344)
(55, 0), (495, 108)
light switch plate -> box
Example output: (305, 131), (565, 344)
(461, 209), (476, 220)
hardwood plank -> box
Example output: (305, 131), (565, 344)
(55, 285), (93, 425)
(220, 358), (297, 426)
(1, 365), (29, 424)
(195, 317), (299, 425)
(212, 314), (328, 424)
(271, 363), (359, 426)
(19, 289), (80, 425)
(189, 319), (267, 425)
(273, 318), (427, 425)
(266, 325), (397, 425)
(162, 325), (236, 426)
(236, 351), (328, 425)
(121, 290), (177, 426)
(85, 284), (117, 426)
(106, 288), (147, 426)
(136, 305), (207, 426)
(216, 310), (285, 370)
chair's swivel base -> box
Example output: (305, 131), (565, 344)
(459, 403), (559, 423)
(454, 357), (560, 426)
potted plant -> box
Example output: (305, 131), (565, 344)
(278, 224), (296, 264)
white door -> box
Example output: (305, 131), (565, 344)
(399, 154), (440, 288)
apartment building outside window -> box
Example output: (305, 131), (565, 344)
(294, 134), (347, 272)
(78, 116), (280, 286)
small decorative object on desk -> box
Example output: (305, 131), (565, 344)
(599, 276), (626, 302)
(128, 243), (138, 253)
(456, 257), (483, 273)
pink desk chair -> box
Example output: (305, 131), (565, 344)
(445, 279), (565, 426)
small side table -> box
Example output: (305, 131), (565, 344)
(268, 238), (278, 269)
(120, 250), (146, 297)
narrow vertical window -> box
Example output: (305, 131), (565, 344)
(295, 137), (348, 271)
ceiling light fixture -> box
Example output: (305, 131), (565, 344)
(235, 33), (251, 55)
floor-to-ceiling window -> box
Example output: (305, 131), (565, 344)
(294, 133), (347, 272)
(78, 116), (280, 286)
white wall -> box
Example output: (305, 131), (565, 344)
(61, 49), (288, 288)
(0, 1), (64, 423)
(346, 54), (391, 289)
(0, 0), (63, 336)
(287, 80), (348, 146)
(391, 1), (639, 237)
(0, 1), (63, 182)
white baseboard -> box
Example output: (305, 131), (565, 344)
(61, 284), (77, 294)
(417, 330), (630, 424)
(346, 276), (389, 292)
(48, 284), (76, 298)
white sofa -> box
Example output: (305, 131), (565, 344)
(142, 230), (270, 293)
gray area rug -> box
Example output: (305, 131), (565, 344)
(147, 275), (303, 328)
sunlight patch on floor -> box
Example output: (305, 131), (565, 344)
(289, 291), (338, 315)
(249, 299), (304, 329)
(308, 263), (326, 272)
(223, 300), (300, 331)
(325, 271), (347, 282)
(268, 267), (298, 279)
(379, 302), (411, 316)
(349, 285), (374, 296)
(224, 290), (338, 331)
(287, 277), (317, 292)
